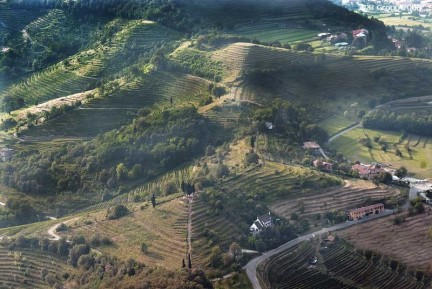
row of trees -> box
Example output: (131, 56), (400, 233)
(363, 110), (432, 137)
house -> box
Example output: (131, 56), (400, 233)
(324, 234), (335, 243)
(303, 141), (320, 150)
(0, 148), (13, 162)
(352, 29), (369, 39)
(250, 212), (273, 234)
(349, 203), (385, 220)
(303, 142), (321, 156)
(313, 160), (333, 172)
(265, 122), (273, 130)
(351, 163), (384, 180)
(317, 32), (331, 39)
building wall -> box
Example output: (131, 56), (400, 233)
(350, 205), (384, 220)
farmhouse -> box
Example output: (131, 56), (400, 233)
(250, 212), (272, 234)
(351, 163), (384, 180)
(0, 148), (13, 162)
(352, 28), (369, 39)
(349, 203), (385, 220)
(303, 141), (321, 156)
(313, 160), (333, 172)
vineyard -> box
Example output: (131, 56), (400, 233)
(191, 196), (242, 270)
(331, 127), (432, 178)
(259, 239), (425, 289)
(66, 199), (189, 270)
(211, 43), (432, 115)
(18, 71), (210, 140)
(0, 246), (70, 289)
(1, 19), (180, 108)
(270, 179), (400, 220)
(223, 161), (343, 203)
(0, 6), (46, 31)
(340, 211), (432, 270)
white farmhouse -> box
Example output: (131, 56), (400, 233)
(250, 212), (273, 234)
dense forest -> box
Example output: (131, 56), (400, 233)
(363, 110), (432, 137)
(1, 106), (210, 210)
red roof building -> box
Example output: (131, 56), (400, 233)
(351, 163), (384, 180)
(349, 203), (385, 220)
(303, 142), (321, 149)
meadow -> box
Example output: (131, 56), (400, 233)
(232, 23), (318, 45)
(331, 127), (432, 178)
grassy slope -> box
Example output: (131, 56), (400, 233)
(331, 127), (432, 178)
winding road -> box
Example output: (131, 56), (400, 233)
(244, 209), (395, 289)
(328, 123), (361, 144)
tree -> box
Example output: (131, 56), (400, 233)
(151, 193), (156, 208)
(395, 166), (408, 178)
(378, 172), (392, 184)
(68, 244), (90, 267)
(395, 149), (403, 157)
(141, 242), (148, 253)
(188, 253), (192, 269)
(208, 246), (223, 268)
(116, 163), (127, 181)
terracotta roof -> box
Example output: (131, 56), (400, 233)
(350, 203), (384, 214)
(303, 142), (320, 149)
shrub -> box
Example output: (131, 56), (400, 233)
(106, 205), (129, 220)
(141, 242), (148, 253)
(393, 215), (405, 225)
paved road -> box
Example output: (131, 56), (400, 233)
(244, 209), (394, 289)
(318, 147), (330, 159)
(328, 123), (361, 144)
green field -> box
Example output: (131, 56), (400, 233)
(320, 114), (357, 136)
(233, 23), (318, 44)
(331, 127), (432, 178)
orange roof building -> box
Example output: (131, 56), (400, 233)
(349, 203), (384, 220)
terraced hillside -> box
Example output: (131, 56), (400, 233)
(259, 240), (425, 289)
(223, 161), (343, 203)
(0, 5), (46, 31)
(191, 196), (242, 270)
(18, 71), (210, 140)
(271, 179), (400, 220)
(211, 43), (432, 112)
(340, 211), (432, 270)
(0, 19), (180, 109)
(0, 246), (70, 289)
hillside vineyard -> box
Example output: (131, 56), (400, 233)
(0, 0), (432, 288)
